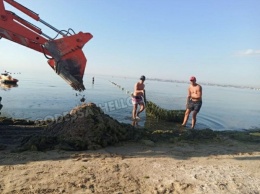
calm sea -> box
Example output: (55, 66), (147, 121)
(0, 73), (259, 131)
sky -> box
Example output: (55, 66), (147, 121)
(1, 0), (260, 88)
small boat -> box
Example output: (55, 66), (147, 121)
(0, 72), (19, 84)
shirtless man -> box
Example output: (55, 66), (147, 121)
(182, 76), (202, 129)
(132, 75), (146, 120)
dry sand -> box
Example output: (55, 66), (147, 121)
(0, 139), (259, 194)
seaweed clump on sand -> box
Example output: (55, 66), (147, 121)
(19, 103), (144, 151)
(215, 130), (260, 143)
(0, 117), (35, 125)
(142, 128), (217, 143)
(145, 101), (185, 122)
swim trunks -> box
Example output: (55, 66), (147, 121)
(132, 95), (144, 105)
(188, 100), (202, 112)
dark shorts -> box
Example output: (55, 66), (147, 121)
(188, 100), (202, 112)
(132, 95), (144, 105)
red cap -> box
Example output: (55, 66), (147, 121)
(190, 76), (196, 81)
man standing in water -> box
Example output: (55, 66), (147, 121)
(182, 76), (202, 129)
(132, 75), (146, 120)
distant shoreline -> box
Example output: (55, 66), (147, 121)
(86, 74), (260, 90)
(146, 77), (260, 91)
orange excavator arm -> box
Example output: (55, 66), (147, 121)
(0, 0), (93, 91)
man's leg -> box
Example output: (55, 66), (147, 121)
(136, 103), (145, 118)
(191, 111), (198, 129)
(132, 104), (138, 119)
(182, 109), (191, 126)
(191, 101), (202, 129)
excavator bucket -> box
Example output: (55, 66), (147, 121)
(45, 32), (93, 91)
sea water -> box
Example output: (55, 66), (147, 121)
(0, 73), (259, 131)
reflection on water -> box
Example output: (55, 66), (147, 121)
(0, 83), (18, 115)
(144, 117), (181, 130)
(0, 82), (18, 90)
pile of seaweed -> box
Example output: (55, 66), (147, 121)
(18, 103), (145, 151)
(145, 101), (185, 122)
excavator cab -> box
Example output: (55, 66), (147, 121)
(0, 0), (93, 91)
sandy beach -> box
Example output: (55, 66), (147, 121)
(0, 138), (259, 194)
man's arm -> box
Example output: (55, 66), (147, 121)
(186, 87), (191, 108)
(134, 83), (138, 93)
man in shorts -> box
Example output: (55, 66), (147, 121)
(132, 75), (146, 120)
(182, 76), (202, 129)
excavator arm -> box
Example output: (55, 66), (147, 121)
(0, 0), (93, 91)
